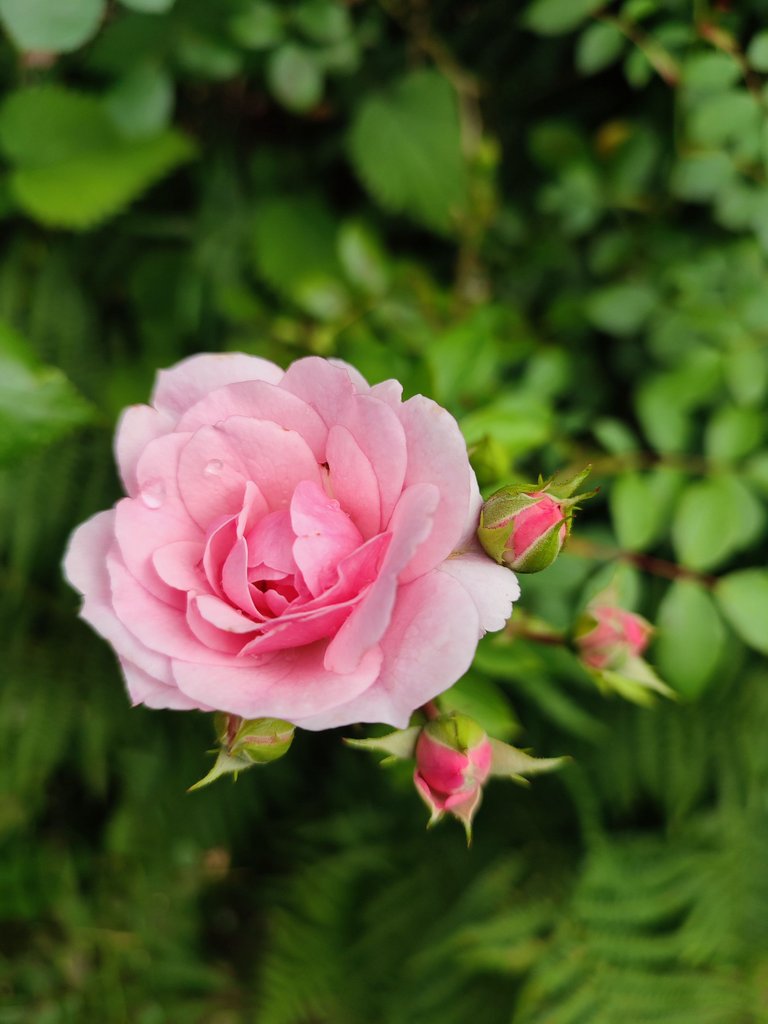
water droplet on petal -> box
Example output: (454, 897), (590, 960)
(204, 459), (224, 477)
(140, 479), (166, 509)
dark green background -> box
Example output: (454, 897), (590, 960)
(3, 1), (768, 1021)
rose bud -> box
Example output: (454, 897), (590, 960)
(477, 468), (594, 573)
(189, 714), (295, 791)
(413, 713), (493, 840)
(575, 604), (653, 671)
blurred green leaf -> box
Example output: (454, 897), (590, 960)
(348, 70), (468, 234)
(229, 2), (284, 49)
(671, 475), (759, 572)
(576, 21), (625, 75)
(705, 405), (764, 462)
(267, 43), (324, 113)
(0, 321), (94, 463)
(293, 0), (351, 43)
(119, 0), (175, 10)
(671, 152), (734, 202)
(715, 570), (768, 654)
(525, 0), (605, 35)
(747, 30), (768, 72)
(609, 469), (682, 552)
(0, 0), (104, 53)
(105, 64), (174, 139)
(681, 52), (741, 93)
(337, 220), (389, 296)
(586, 282), (656, 336)
(0, 85), (194, 228)
(438, 673), (519, 742)
(654, 580), (726, 698)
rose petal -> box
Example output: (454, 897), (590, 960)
(176, 380), (328, 462)
(218, 417), (322, 511)
(108, 551), (235, 664)
(152, 352), (283, 418)
(290, 480), (363, 597)
(63, 511), (174, 685)
(438, 549), (520, 636)
(185, 594), (254, 654)
(397, 396), (473, 582)
(294, 569), (479, 730)
(323, 483), (438, 675)
(337, 394), (407, 527)
(120, 658), (210, 711)
(326, 424), (381, 538)
(177, 426), (255, 530)
(172, 642), (383, 721)
(279, 356), (358, 425)
(152, 540), (207, 594)
(114, 404), (173, 496)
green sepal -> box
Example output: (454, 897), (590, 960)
(510, 516), (567, 573)
(546, 465), (593, 499)
(488, 738), (570, 783)
(188, 749), (255, 792)
(344, 725), (421, 763)
(588, 655), (675, 706)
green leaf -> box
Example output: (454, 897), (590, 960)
(0, 0), (104, 53)
(636, 376), (692, 454)
(610, 469), (682, 551)
(705, 405), (764, 462)
(654, 580), (726, 698)
(0, 86), (194, 228)
(576, 21), (625, 75)
(682, 52), (741, 93)
(251, 194), (345, 311)
(460, 394), (552, 458)
(525, 0), (605, 36)
(267, 43), (324, 113)
(0, 321), (95, 463)
(118, 0), (175, 11)
(724, 347), (768, 407)
(586, 282), (656, 336)
(336, 220), (389, 296)
(105, 64), (174, 140)
(671, 476), (760, 573)
(348, 70), (468, 234)
(229, 2), (284, 50)
(747, 30), (768, 73)
(715, 570), (768, 654)
(293, 0), (351, 43)
(688, 91), (761, 148)
(671, 152), (734, 203)
(438, 674), (519, 742)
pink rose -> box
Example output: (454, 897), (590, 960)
(64, 354), (518, 730)
(414, 714), (493, 832)
(576, 604), (652, 671)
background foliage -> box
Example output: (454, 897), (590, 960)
(3, 0), (768, 1021)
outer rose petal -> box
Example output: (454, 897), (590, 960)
(114, 404), (174, 497)
(152, 352), (283, 418)
(120, 658), (211, 711)
(172, 642), (383, 721)
(438, 548), (520, 636)
(292, 570), (480, 730)
(397, 396), (473, 582)
(279, 356), (358, 426)
(63, 511), (175, 686)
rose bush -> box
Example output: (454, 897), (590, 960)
(64, 353), (518, 730)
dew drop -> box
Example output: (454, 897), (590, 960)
(204, 459), (224, 477)
(140, 478), (166, 509)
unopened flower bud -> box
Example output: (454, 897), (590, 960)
(414, 714), (493, 839)
(190, 714), (295, 790)
(575, 604), (653, 671)
(477, 468), (594, 573)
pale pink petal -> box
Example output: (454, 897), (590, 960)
(172, 642), (383, 721)
(438, 549), (519, 636)
(177, 426), (252, 529)
(176, 380), (328, 462)
(279, 356), (358, 425)
(108, 551), (235, 664)
(337, 394), (407, 526)
(323, 483), (438, 675)
(120, 658), (210, 711)
(114, 404), (173, 496)
(218, 417), (322, 511)
(247, 509), (297, 575)
(368, 379), (403, 409)
(455, 471), (484, 550)
(326, 424), (381, 537)
(114, 432), (201, 607)
(290, 480), (363, 597)
(63, 511), (174, 684)
(152, 540), (206, 593)
(397, 396), (473, 583)
(294, 569), (479, 730)
(193, 593), (261, 633)
(239, 603), (352, 656)
(151, 352), (283, 418)
(185, 594), (254, 655)
(222, 537), (264, 617)
(328, 357), (369, 391)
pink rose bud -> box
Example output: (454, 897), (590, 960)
(413, 714), (493, 839)
(477, 468), (594, 573)
(189, 714), (295, 791)
(576, 604), (653, 671)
